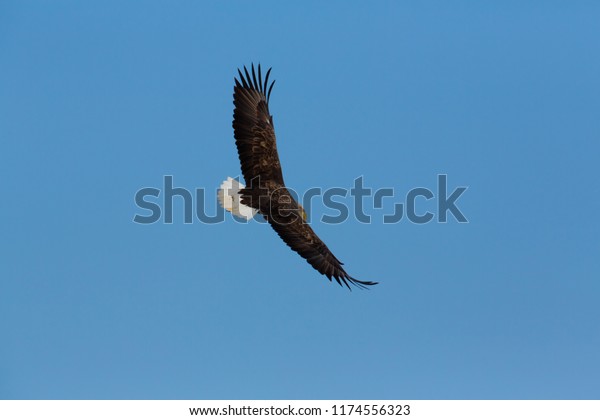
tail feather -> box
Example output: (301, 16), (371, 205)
(218, 177), (259, 221)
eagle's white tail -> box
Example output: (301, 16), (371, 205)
(217, 177), (258, 221)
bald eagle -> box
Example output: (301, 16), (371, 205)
(219, 64), (377, 290)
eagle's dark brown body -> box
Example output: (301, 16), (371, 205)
(232, 64), (376, 290)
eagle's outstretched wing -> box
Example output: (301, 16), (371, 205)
(232, 64), (377, 290)
(265, 206), (378, 290)
(232, 64), (283, 187)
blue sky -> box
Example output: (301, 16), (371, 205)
(1, 1), (599, 399)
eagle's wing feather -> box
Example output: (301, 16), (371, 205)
(233, 65), (283, 186)
(266, 207), (377, 290)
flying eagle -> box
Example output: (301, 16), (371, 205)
(218, 64), (377, 290)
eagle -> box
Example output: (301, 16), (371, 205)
(218, 64), (377, 290)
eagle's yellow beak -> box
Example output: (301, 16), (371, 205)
(301, 208), (308, 222)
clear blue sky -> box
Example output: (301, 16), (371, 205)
(1, 1), (599, 399)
